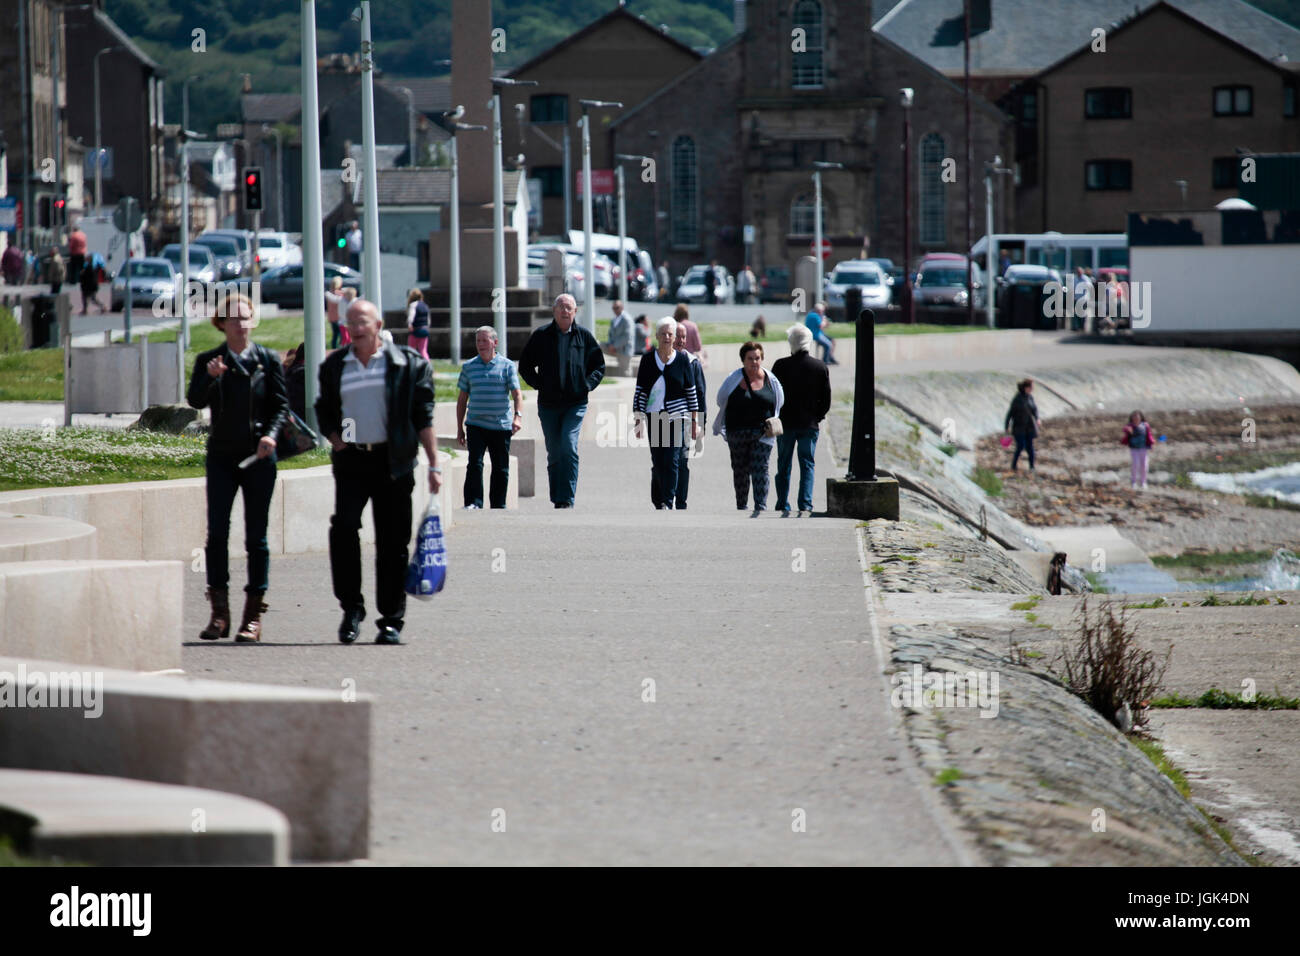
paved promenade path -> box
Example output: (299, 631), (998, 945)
(181, 362), (972, 864)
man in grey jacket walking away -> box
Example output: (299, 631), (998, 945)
(770, 324), (831, 516)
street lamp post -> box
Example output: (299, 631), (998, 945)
(899, 88), (915, 325)
(615, 152), (652, 304)
(578, 99), (622, 333)
(984, 154), (1013, 329)
(93, 45), (123, 212)
(489, 78), (536, 358)
(301, 0), (327, 433)
(812, 161), (843, 307)
(443, 107), (486, 365)
(180, 74), (199, 348)
(354, 1), (382, 311)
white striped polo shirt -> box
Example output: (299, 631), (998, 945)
(340, 348), (388, 444)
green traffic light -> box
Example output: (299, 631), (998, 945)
(337, 237), (347, 248)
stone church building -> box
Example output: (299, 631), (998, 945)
(609, 0), (1015, 283)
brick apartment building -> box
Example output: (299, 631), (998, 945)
(1011, 0), (1300, 233)
(876, 0), (1300, 234)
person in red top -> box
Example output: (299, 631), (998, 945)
(66, 227), (88, 301)
(1121, 410), (1155, 490)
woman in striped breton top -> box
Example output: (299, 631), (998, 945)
(633, 317), (700, 510)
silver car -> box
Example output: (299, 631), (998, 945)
(160, 244), (217, 288)
(824, 260), (891, 317)
(110, 257), (181, 312)
(676, 264), (733, 304)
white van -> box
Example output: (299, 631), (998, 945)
(566, 230), (655, 301)
(78, 214), (147, 278)
(254, 231), (303, 270)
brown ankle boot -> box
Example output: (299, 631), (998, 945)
(235, 591), (268, 643)
(200, 588), (231, 640)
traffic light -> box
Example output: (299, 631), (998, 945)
(37, 196), (51, 228)
(335, 223), (347, 249)
(243, 167), (263, 212)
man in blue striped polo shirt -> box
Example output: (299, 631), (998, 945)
(456, 326), (523, 509)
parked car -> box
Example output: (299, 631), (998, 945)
(759, 266), (792, 303)
(676, 264), (734, 304)
(999, 263), (1064, 288)
(257, 262), (361, 309)
(199, 229), (255, 273)
(191, 234), (246, 281)
(159, 244), (217, 288)
(914, 255), (985, 311)
(110, 257), (180, 312)
(254, 231), (302, 271)
(530, 244), (612, 300)
(633, 249), (658, 301)
(597, 249), (657, 301)
(824, 259), (891, 317)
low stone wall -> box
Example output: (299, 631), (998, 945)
(876, 350), (1300, 450)
(0, 655), (371, 861)
(0, 448), (456, 564)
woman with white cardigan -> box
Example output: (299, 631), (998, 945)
(633, 317), (701, 509)
(713, 340), (784, 516)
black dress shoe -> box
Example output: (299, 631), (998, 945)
(375, 625), (402, 645)
(338, 606), (365, 644)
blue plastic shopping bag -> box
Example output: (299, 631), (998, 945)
(405, 494), (446, 599)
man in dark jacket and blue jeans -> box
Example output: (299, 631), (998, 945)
(518, 293), (605, 507)
(316, 299), (439, 645)
(771, 324), (831, 516)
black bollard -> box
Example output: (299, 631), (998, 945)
(846, 308), (874, 481)
(826, 307), (898, 520)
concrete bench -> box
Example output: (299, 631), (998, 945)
(0, 655), (371, 862)
(0, 768), (289, 865)
(0, 559), (182, 671)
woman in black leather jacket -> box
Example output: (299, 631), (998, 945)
(186, 293), (288, 642)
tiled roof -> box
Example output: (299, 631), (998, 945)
(242, 94), (302, 124)
(364, 169), (525, 207)
(874, 0), (1300, 76)
(94, 10), (161, 73)
(379, 76), (452, 114)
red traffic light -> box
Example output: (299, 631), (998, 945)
(246, 173), (257, 185)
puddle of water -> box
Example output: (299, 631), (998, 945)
(1093, 549), (1299, 594)
(1188, 461), (1300, 505)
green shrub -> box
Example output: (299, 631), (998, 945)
(972, 466), (1003, 497)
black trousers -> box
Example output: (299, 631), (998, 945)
(204, 451), (276, 593)
(329, 445), (415, 630)
(464, 424), (511, 508)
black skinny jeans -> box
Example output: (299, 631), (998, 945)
(205, 451), (276, 593)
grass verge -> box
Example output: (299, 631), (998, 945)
(971, 465), (1003, 497)
(1151, 688), (1300, 710)
(0, 427), (330, 491)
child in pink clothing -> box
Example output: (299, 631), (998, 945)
(338, 288), (357, 346)
(1121, 410), (1155, 489)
